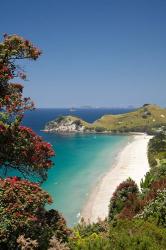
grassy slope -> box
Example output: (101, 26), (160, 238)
(92, 105), (166, 131)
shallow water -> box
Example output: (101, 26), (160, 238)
(42, 133), (129, 225)
(22, 108), (131, 225)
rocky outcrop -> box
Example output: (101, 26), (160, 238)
(44, 116), (86, 133)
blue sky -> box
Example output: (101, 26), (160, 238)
(1, 0), (166, 107)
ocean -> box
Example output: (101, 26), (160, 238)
(23, 108), (132, 226)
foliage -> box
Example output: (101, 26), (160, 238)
(141, 163), (166, 191)
(0, 176), (49, 248)
(69, 232), (111, 250)
(0, 33), (54, 182)
(140, 171), (154, 192)
(108, 219), (166, 250)
(0, 177), (70, 249)
(74, 219), (109, 238)
(73, 119), (82, 126)
(143, 177), (166, 203)
(137, 189), (166, 227)
(95, 126), (106, 132)
(0, 124), (54, 182)
(69, 220), (110, 249)
(108, 178), (140, 221)
(69, 219), (166, 250)
(48, 236), (69, 250)
(148, 133), (166, 168)
(0, 34), (41, 119)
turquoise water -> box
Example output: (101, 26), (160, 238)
(22, 108), (133, 226)
(42, 134), (129, 226)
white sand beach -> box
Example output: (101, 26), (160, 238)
(81, 134), (153, 223)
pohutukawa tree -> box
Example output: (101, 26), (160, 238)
(0, 34), (54, 182)
(0, 176), (70, 249)
(0, 34), (70, 249)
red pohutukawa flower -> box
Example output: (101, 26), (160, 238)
(0, 177), (70, 247)
(2, 34), (41, 60)
(0, 124), (55, 182)
(0, 34), (55, 183)
(0, 176), (52, 230)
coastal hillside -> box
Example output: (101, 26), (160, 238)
(93, 104), (166, 133)
(44, 104), (166, 133)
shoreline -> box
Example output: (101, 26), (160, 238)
(81, 134), (153, 223)
(41, 129), (148, 136)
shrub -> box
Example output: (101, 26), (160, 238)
(56, 116), (65, 123)
(109, 219), (166, 250)
(148, 133), (166, 168)
(108, 178), (140, 221)
(74, 219), (109, 238)
(69, 232), (111, 250)
(69, 219), (166, 250)
(95, 126), (106, 132)
(137, 189), (166, 227)
(141, 177), (166, 208)
(143, 104), (150, 107)
(73, 120), (82, 126)
(141, 163), (166, 191)
(142, 114), (147, 119)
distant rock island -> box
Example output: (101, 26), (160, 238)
(44, 104), (166, 134)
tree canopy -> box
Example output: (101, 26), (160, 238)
(0, 34), (70, 249)
(0, 34), (54, 182)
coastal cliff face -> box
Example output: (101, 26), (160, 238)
(44, 116), (87, 133)
(44, 105), (166, 134)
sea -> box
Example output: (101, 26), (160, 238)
(23, 108), (133, 226)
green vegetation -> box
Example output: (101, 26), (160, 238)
(93, 104), (166, 133)
(94, 126), (106, 132)
(138, 189), (166, 227)
(108, 178), (140, 222)
(148, 133), (166, 167)
(69, 220), (166, 250)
